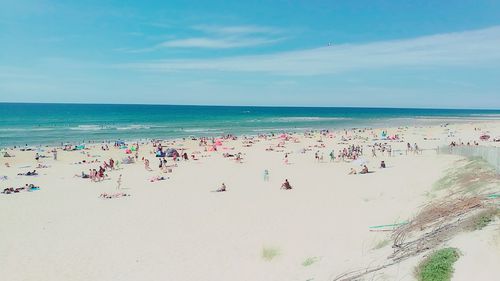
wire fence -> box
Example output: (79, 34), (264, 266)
(437, 145), (500, 174)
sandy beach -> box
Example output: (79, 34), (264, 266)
(1, 121), (499, 281)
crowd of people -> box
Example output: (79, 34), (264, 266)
(337, 145), (363, 161)
(3, 126), (461, 200)
(76, 158), (116, 182)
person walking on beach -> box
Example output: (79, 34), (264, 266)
(263, 169), (269, 181)
(144, 159), (151, 171)
(116, 174), (122, 189)
(329, 150), (335, 162)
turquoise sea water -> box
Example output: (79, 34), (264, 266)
(0, 103), (499, 147)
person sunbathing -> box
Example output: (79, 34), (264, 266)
(235, 153), (243, 162)
(281, 179), (292, 190)
(150, 176), (167, 182)
(348, 168), (357, 175)
(99, 192), (130, 199)
(77, 171), (90, 178)
(2, 187), (15, 194)
(18, 170), (38, 176)
(26, 184), (40, 191)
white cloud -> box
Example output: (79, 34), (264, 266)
(123, 26), (500, 75)
(143, 24), (285, 50)
(158, 36), (282, 49)
(192, 24), (282, 35)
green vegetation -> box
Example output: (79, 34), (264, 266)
(302, 256), (319, 267)
(416, 248), (460, 281)
(468, 208), (499, 230)
(433, 158), (497, 194)
(261, 246), (280, 261)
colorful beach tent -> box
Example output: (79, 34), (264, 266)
(166, 148), (178, 157)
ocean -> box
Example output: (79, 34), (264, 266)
(1, 103), (499, 147)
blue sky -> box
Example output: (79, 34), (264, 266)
(1, 0), (500, 108)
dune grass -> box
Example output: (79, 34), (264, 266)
(302, 256), (319, 267)
(468, 208), (499, 230)
(416, 248), (460, 281)
(261, 246), (280, 261)
(372, 239), (391, 250)
(433, 158), (497, 194)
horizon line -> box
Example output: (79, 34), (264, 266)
(0, 101), (499, 111)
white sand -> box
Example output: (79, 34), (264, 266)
(1, 121), (499, 281)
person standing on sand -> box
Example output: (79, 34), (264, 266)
(283, 153), (289, 165)
(52, 149), (57, 160)
(263, 169), (269, 181)
(117, 174), (122, 189)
